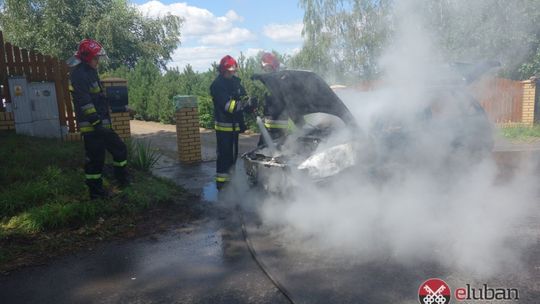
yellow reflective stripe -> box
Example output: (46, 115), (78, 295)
(85, 174), (102, 180)
(264, 123), (289, 129)
(113, 160), (127, 167)
(216, 175), (230, 182)
(227, 99), (236, 113)
(91, 120), (100, 126)
(89, 87), (101, 94)
(214, 122), (240, 132)
(84, 107), (97, 115)
(215, 125), (234, 131)
(80, 126), (94, 132)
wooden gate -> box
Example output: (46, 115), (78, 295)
(471, 77), (523, 124)
(0, 31), (76, 132)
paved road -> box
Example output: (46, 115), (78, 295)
(1, 121), (538, 303)
(0, 160), (289, 304)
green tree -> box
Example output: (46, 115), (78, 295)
(0, 0), (182, 69)
(422, 0), (540, 79)
(293, 0), (391, 82)
(294, 0), (540, 81)
(123, 59), (161, 120)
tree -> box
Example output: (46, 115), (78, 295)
(293, 0), (392, 82)
(123, 59), (161, 120)
(0, 0), (182, 69)
(422, 0), (540, 79)
(294, 0), (540, 81)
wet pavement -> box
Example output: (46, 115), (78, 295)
(1, 121), (539, 303)
(0, 158), (290, 304)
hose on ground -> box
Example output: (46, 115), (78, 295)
(238, 208), (297, 304)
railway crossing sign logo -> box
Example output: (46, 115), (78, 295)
(419, 278), (451, 304)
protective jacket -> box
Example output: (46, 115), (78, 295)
(262, 93), (288, 130)
(69, 62), (111, 133)
(210, 75), (248, 133)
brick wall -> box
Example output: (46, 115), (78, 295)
(0, 112), (14, 131)
(175, 97), (201, 163)
(521, 80), (535, 127)
(110, 112), (131, 141)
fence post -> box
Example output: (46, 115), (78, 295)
(102, 78), (131, 141)
(174, 95), (202, 164)
(521, 80), (535, 127)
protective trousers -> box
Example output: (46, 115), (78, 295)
(83, 129), (128, 194)
(215, 130), (239, 189)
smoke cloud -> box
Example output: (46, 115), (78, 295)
(228, 0), (539, 277)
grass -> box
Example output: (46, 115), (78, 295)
(126, 138), (162, 171)
(499, 125), (540, 141)
(0, 132), (194, 268)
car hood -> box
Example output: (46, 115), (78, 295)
(252, 70), (357, 127)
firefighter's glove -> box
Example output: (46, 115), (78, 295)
(241, 96), (258, 113)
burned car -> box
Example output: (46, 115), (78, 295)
(242, 67), (494, 191)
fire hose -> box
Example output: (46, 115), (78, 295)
(238, 207), (298, 304)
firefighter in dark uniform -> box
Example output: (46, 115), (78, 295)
(69, 39), (128, 199)
(210, 55), (256, 190)
(258, 52), (288, 146)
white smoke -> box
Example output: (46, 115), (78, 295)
(229, 0), (539, 277)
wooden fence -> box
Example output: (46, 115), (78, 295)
(471, 77), (523, 124)
(0, 31), (76, 132)
(353, 77), (527, 125)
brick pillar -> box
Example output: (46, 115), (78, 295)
(521, 80), (535, 127)
(174, 95), (201, 163)
(102, 78), (131, 140)
(0, 112), (14, 131)
(110, 112), (131, 140)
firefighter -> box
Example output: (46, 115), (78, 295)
(258, 52), (288, 146)
(210, 55), (257, 190)
(69, 39), (128, 199)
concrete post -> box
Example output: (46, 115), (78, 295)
(174, 95), (202, 163)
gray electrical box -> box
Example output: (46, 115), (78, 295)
(8, 77), (62, 138)
(8, 77), (33, 136)
(29, 82), (61, 138)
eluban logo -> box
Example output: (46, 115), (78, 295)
(454, 284), (519, 301)
(418, 278), (451, 304)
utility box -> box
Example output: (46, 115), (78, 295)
(8, 77), (33, 136)
(8, 77), (62, 138)
(106, 86), (128, 113)
(28, 82), (62, 138)
(102, 78), (129, 113)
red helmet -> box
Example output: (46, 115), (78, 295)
(76, 39), (107, 63)
(219, 55), (238, 74)
(261, 52), (280, 72)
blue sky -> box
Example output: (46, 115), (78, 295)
(130, 0), (305, 71)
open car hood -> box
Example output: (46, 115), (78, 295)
(252, 70), (357, 127)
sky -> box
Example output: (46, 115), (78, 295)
(130, 0), (306, 72)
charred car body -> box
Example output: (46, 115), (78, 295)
(242, 65), (495, 191)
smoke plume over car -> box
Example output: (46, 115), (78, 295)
(227, 0), (539, 277)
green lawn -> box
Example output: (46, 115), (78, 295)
(499, 125), (540, 141)
(0, 132), (194, 270)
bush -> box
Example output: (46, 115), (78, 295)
(126, 139), (162, 171)
(198, 96), (214, 128)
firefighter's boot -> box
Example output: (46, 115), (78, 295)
(86, 179), (108, 200)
